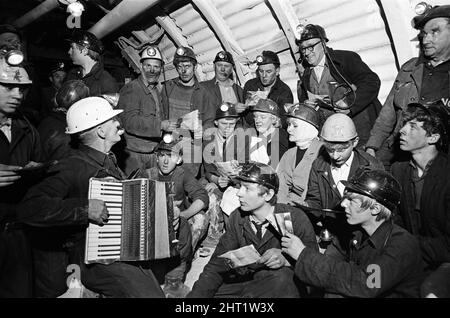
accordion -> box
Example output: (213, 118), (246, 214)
(85, 177), (179, 264)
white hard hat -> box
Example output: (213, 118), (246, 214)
(0, 57), (32, 85)
(320, 113), (357, 142)
(140, 46), (163, 63)
(65, 96), (123, 134)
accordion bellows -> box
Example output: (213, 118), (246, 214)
(85, 178), (179, 265)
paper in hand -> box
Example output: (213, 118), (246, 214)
(179, 110), (200, 131)
(219, 245), (261, 268)
(246, 90), (269, 106)
(215, 161), (240, 177)
(270, 212), (294, 236)
(220, 186), (240, 216)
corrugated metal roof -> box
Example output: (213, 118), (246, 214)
(119, 0), (440, 104)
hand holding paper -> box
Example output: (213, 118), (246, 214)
(219, 245), (261, 268)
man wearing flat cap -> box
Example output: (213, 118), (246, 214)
(297, 24), (381, 148)
(242, 50), (293, 127)
(65, 29), (118, 96)
(201, 51), (245, 118)
(366, 4), (450, 168)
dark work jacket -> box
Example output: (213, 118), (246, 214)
(37, 110), (71, 161)
(243, 76), (293, 127)
(18, 144), (126, 275)
(201, 78), (246, 128)
(295, 221), (423, 298)
(305, 149), (383, 245)
(188, 204), (317, 297)
(200, 78), (245, 106)
(117, 75), (166, 154)
(65, 61), (119, 96)
(392, 153), (450, 268)
(306, 148), (384, 212)
(202, 130), (250, 183)
(0, 113), (43, 221)
(142, 166), (209, 212)
(298, 48), (382, 146)
(19, 144), (125, 228)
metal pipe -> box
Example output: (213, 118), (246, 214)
(13, 0), (60, 29)
(89, 0), (161, 39)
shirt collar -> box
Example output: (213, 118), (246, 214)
(215, 78), (234, 87)
(409, 156), (436, 177)
(78, 144), (110, 167)
(314, 54), (326, 69)
(0, 118), (12, 128)
(366, 220), (394, 250)
(331, 151), (354, 170)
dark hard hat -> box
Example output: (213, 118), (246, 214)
(215, 102), (239, 120)
(49, 61), (67, 76)
(412, 5), (450, 29)
(0, 24), (21, 39)
(214, 50), (234, 65)
(237, 162), (279, 192)
(341, 168), (401, 211)
(256, 50), (280, 67)
(173, 46), (197, 65)
(285, 103), (320, 129)
(56, 80), (89, 109)
(298, 24), (328, 43)
(155, 137), (182, 154)
(66, 29), (104, 54)
(250, 98), (279, 117)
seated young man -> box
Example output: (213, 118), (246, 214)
(141, 138), (209, 280)
(282, 169), (424, 298)
(391, 103), (450, 297)
(203, 102), (248, 194)
(202, 103), (250, 233)
(305, 113), (383, 251)
(187, 162), (317, 298)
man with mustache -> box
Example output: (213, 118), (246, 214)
(366, 5), (450, 168)
(117, 46), (166, 175)
(19, 97), (166, 297)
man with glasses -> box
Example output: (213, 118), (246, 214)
(305, 114), (383, 252)
(297, 24), (381, 147)
(161, 46), (215, 178)
(366, 5), (450, 168)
